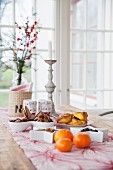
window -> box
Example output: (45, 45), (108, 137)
(2, 0), (112, 111)
(70, 0), (113, 110)
(0, 0), (56, 107)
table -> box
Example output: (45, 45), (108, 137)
(0, 122), (36, 170)
(0, 105), (113, 170)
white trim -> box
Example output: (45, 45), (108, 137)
(83, 0), (87, 108)
(0, 89), (9, 93)
(55, 0), (60, 104)
(70, 50), (113, 52)
(70, 89), (113, 91)
(60, 0), (70, 104)
(70, 29), (113, 32)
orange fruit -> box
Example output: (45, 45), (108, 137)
(56, 138), (72, 152)
(54, 129), (73, 142)
(73, 133), (91, 148)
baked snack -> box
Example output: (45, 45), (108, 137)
(22, 106), (31, 119)
(68, 118), (86, 125)
(56, 112), (88, 126)
(73, 112), (88, 122)
(34, 112), (53, 122)
(56, 113), (72, 124)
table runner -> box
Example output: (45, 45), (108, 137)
(0, 108), (113, 170)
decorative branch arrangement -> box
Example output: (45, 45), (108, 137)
(1, 17), (40, 85)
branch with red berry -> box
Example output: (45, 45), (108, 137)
(1, 17), (40, 74)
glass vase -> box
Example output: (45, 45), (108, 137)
(12, 73), (28, 87)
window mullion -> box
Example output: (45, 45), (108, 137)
(55, 0), (60, 104)
(83, 0), (87, 109)
(60, 0), (70, 105)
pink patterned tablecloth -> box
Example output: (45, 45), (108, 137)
(0, 108), (113, 170)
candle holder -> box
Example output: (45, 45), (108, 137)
(44, 59), (57, 115)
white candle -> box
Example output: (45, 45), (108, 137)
(48, 32), (52, 60)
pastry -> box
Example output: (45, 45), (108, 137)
(22, 106), (31, 119)
(34, 112), (53, 122)
(56, 112), (88, 126)
(56, 113), (72, 124)
(73, 112), (88, 121)
(68, 117), (85, 125)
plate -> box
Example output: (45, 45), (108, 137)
(55, 120), (93, 128)
(55, 123), (87, 128)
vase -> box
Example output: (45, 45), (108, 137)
(12, 73), (28, 87)
(17, 72), (22, 85)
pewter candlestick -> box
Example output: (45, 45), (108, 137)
(44, 59), (57, 115)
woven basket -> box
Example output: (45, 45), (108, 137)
(8, 91), (32, 117)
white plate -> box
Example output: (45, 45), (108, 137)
(55, 120), (93, 128)
(55, 123), (86, 128)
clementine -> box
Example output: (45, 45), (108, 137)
(73, 133), (91, 148)
(54, 129), (73, 142)
(56, 138), (72, 152)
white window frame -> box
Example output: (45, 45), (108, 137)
(70, 0), (113, 110)
(55, 0), (70, 105)
(0, 0), (56, 105)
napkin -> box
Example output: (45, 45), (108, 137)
(10, 82), (33, 92)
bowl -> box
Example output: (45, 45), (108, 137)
(96, 127), (109, 139)
(32, 121), (55, 130)
(8, 121), (32, 132)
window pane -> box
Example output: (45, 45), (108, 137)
(86, 53), (97, 89)
(104, 53), (111, 89)
(37, 29), (55, 52)
(0, 92), (9, 107)
(104, 91), (111, 108)
(35, 52), (56, 91)
(37, 53), (48, 91)
(0, 70), (13, 88)
(23, 69), (31, 82)
(70, 91), (85, 109)
(87, 0), (98, 29)
(87, 32), (97, 50)
(70, 0), (84, 29)
(1, 27), (14, 68)
(105, 33), (111, 51)
(36, 0), (55, 28)
(105, 0), (112, 30)
(1, 27), (13, 42)
(70, 52), (84, 89)
(97, 32), (104, 50)
(110, 91), (113, 109)
(36, 92), (47, 100)
(15, 0), (33, 21)
(71, 31), (84, 50)
(86, 91), (97, 109)
(87, 32), (104, 50)
(111, 33), (113, 50)
(0, 0), (13, 25)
